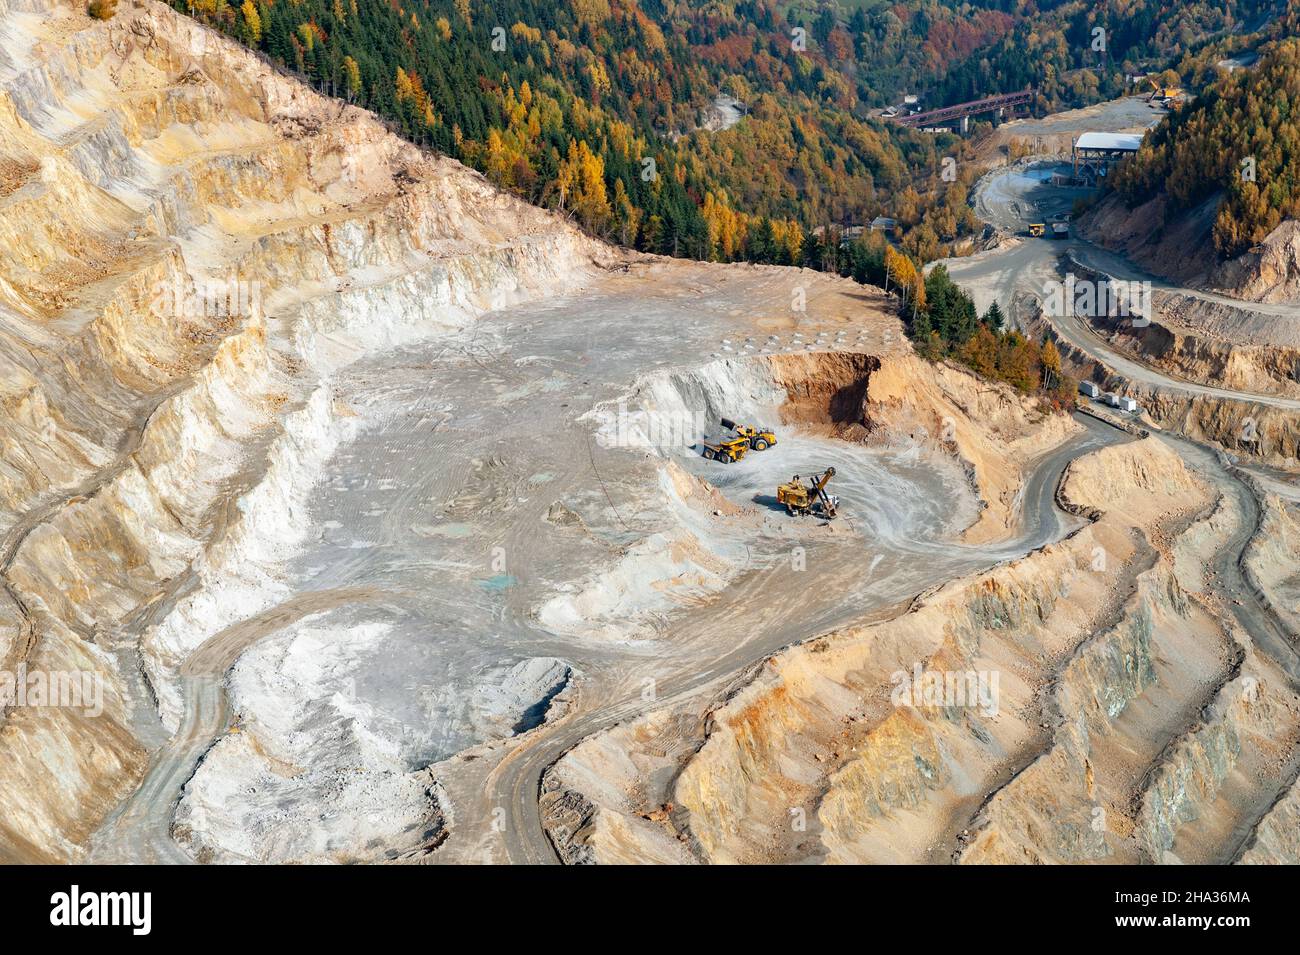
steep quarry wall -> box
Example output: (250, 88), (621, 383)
(1106, 374), (1300, 470)
(6, 0), (1295, 868)
(677, 441), (1184, 864)
(1055, 254), (1300, 399)
(556, 348), (1073, 651)
(540, 358), (1089, 863)
(1238, 773), (1300, 863)
(0, 0), (608, 860)
(1084, 312), (1300, 400)
(544, 436), (1300, 864)
(863, 354), (1078, 543)
(1213, 221), (1300, 306)
(1020, 302), (1300, 470)
(955, 445), (1286, 865)
(1243, 491), (1300, 639)
(1080, 192), (1300, 306)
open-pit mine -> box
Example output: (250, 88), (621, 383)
(0, 0), (1298, 869)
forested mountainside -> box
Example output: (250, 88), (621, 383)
(157, 0), (1279, 267)
(1112, 30), (1300, 258)
(928, 0), (1276, 106)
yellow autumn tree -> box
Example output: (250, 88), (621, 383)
(557, 139), (611, 232)
(485, 129), (516, 187)
(395, 68), (438, 128)
(342, 56), (362, 100)
(885, 245), (924, 307)
(511, 22), (541, 45)
(701, 192), (744, 261)
(1040, 338), (1062, 383)
(771, 219), (804, 264)
(240, 0), (261, 43)
(395, 67), (415, 103)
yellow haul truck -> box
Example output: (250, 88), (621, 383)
(701, 434), (750, 463)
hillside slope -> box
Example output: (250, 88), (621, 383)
(1085, 35), (1300, 303)
(0, 0), (607, 860)
(163, 0), (1283, 268)
(0, 0), (1113, 865)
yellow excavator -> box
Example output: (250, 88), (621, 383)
(777, 467), (838, 518)
(1146, 78), (1183, 105)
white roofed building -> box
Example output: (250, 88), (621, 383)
(1072, 131), (1144, 182)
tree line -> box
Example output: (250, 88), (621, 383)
(1111, 34), (1300, 258)
(165, 0), (1000, 265)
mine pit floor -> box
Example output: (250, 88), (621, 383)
(88, 261), (1130, 863)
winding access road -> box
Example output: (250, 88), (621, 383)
(948, 163), (1300, 410)
(465, 413), (1130, 865)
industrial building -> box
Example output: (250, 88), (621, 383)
(1071, 131), (1143, 183)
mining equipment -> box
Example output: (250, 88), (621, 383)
(1028, 222), (1046, 238)
(777, 467), (838, 518)
(720, 417), (778, 451)
(701, 434), (751, 463)
(1146, 78), (1183, 105)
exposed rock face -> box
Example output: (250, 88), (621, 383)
(540, 360), (1090, 863)
(1081, 192), (1300, 305)
(863, 354), (1079, 543)
(6, 0), (1298, 868)
(1022, 305), (1300, 470)
(173, 619), (449, 864)
(1077, 192), (1220, 290)
(1214, 221), (1300, 304)
(1043, 254), (1300, 404)
(1239, 775), (1300, 864)
(1244, 492), (1300, 639)
(543, 437), (1300, 864)
(2, 0), (935, 865)
(1074, 196), (1300, 402)
(0, 0), (605, 861)
(1084, 312), (1300, 400)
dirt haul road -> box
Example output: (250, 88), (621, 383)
(947, 155), (1300, 555)
(938, 158), (1300, 817)
(527, 162), (1300, 863)
(86, 255), (1127, 864)
(3, 0), (1280, 866)
(470, 413), (1125, 864)
(950, 162), (1300, 409)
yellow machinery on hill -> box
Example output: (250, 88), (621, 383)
(1028, 222), (1046, 238)
(1146, 78), (1183, 105)
(777, 467), (838, 518)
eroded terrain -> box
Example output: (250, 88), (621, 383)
(1, 0), (1298, 866)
